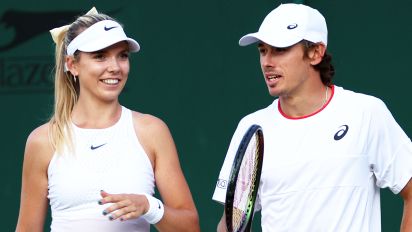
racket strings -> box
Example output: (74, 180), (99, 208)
(232, 135), (260, 230)
(226, 125), (264, 232)
(232, 207), (245, 231)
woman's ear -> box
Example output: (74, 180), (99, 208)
(65, 56), (78, 76)
(309, 43), (326, 66)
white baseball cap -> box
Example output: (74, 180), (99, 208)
(66, 20), (140, 55)
(239, 4), (327, 48)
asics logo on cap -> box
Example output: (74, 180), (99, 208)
(104, 25), (117, 31)
(287, 23), (298, 30)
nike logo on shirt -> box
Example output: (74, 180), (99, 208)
(90, 143), (107, 150)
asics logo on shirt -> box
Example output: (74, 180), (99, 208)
(334, 125), (349, 140)
(287, 23), (298, 29)
(216, 179), (228, 189)
(90, 143), (107, 150)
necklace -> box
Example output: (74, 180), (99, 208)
(322, 86), (329, 106)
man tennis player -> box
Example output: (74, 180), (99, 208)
(213, 3), (412, 231)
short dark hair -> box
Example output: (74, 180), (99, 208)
(301, 40), (335, 86)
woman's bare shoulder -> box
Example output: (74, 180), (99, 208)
(131, 111), (169, 133)
(26, 123), (50, 146)
(24, 122), (54, 165)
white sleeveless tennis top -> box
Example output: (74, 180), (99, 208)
(48, 106), (155, 232)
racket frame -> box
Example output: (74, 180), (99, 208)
(225, 124), (264, 232)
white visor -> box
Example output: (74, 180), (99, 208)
(66, 20), (140, 55)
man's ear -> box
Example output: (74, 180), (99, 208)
(65, 56), (78, 76)
(309, 43), (326, 66)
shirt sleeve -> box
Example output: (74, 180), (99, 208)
(368, 99), (412, 194)
(212, 118), (251, 204)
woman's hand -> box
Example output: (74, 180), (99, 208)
(98, 190), (149, 221)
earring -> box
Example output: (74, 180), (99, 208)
(73, 75), (77, 83)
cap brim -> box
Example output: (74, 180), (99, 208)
(239, 33), (260, 46)
(239, 32), (302, 48)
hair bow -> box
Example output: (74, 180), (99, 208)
(49, 7), (99, 44)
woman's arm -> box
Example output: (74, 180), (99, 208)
(142, 114), (200, 232)
(15, 124), (53, 232)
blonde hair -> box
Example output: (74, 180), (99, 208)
(49, 13), (115, 153)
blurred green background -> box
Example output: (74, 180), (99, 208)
(1, 0), (410, 231)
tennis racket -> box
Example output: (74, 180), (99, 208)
(225, 124), (264, 232)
